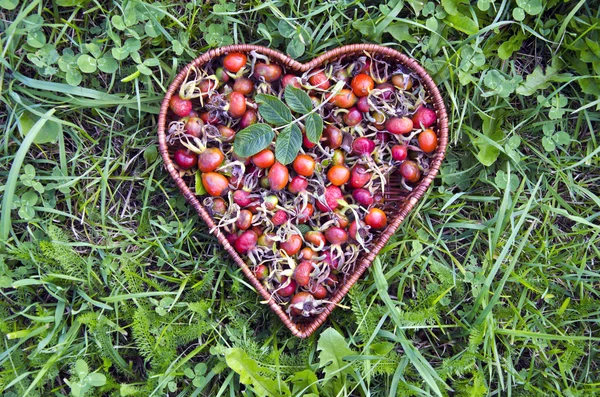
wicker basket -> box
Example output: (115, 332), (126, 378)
(157, 44), (448, 338)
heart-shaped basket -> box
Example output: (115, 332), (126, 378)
(157, 44), (448, 338)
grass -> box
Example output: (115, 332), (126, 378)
(1, 0), (599, 396)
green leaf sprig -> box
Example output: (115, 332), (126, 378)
(233, 81), (343, 165)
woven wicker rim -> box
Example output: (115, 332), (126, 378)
(157, 44), (448, 338)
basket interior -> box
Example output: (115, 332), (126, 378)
(158, 44), (448, 338)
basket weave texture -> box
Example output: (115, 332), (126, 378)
(157, 44), (448, 338)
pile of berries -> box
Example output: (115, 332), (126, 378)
(165, 50), (438, 320)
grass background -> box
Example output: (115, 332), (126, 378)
(1, 0), (600, 396)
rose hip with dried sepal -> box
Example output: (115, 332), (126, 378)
(280, 234), (302, 256)
(174, 149), (197, 170)
(277, 277), (297, 297)
(272, 210), (288, 226)
(293, 261), (314, 287)
(350, 164), (371, 189)
(288, 176), (308, 194)
(169, 95), (192, 117)
(412, 105), (437, 128)
(391, 145), (408, 161)
(352, 137), (375, 155)
(234, 230), (257, 254)
(316, 185), (344, 212)
(254, 264), (269, 281)
(236, 209), (253, 230)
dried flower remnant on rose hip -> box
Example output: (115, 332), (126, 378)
(165, 51), (439, 320)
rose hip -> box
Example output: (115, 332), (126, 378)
(239, 109), (258, 128)
(233, 77), (254, 95)
(236, 209), (253, 230)
(327, 165), (350, 186)
(293, 261), (314, 287)
(197, 148), (225, 172)
(289, 291), (314, 315)
(174, 149), (197, 169)
(201, 172), (229, 196)
(323, 125), (343, 149)
(316, 185), (344, 212)
(277, 277), (297, 297)
(288, 176), (308, 194)
(272, 210), (288, 226)
(282, 74), (301, 89)
(386, 117), (413, 134)
(293, 154), (316, 177)
(252, 149), (275, 169)
(311, 284), (328, 299)
(365, 208), (387, 229)
(350, 164), (371, 188)
(228, 92), (246, 118)
(305, 231), (326, 248)
(254, 63), (282, 82)
(234, 230), (257, 254)
(399, 160), (421, 183)
(343, 107), (362, 126)
(325, 227), (348, 245)
(330, 89), (357, 108)
(233, 190), (253, 207)
(352, 137), (375, 155)
(391, 145), (408, 161)
(352, 188), (374, 207)
(357, 96), (370, 113)
(268, 162), (289, 191)
(280, 234), (302, 256)
(297, 203), (314, 224)
(412, 106), (437, 128)
(169, 95), (192, 117)
(308, 71), (331, 90)
(185, 117), (204, 137)
(255, 264), (269, 281)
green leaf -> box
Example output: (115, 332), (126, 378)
(0, 0), (18, 11)
(553, 131), (570, 146)
(65, 69), (82, 86)
(97, 55), (118, 74)
(195, 170), (207, 195)
(27, 30), (46, 49)
(77, 54), (97, 73)
(516, 0), (543, 15)
(225, 348), (291, 397)
(56, 0), (90, 6)
(275, 124), (302, 165)
(289, 369), (319, 396)
(137, 64), (152, 76)
(444, 13), (479, 35)
(305, 113), (323, 144)
(256, 94), (292, 126)
(75, 359), (89, 379)
(542, 136), (556, 152)
(86, 373), (106, 387)
(317, 328), (355, 379)
(21, 191), (38, 206)
(18, 110), (61, 144)
(18, 205), (35, 220)
(441, 0), (468, 15)
(498, 34), (525, 60)
(233, 124), (274, 158)
(384, 23), (419, 44)
(284, 85), (312, 114)
(277, 20), (295, 38)
(287, 37), (305, 59)
(512, 7), (525, 21)
(516, 66), (571, 96)
(111, 15), (126, 30)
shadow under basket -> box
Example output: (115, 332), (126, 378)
(157, 44), (448, 338)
